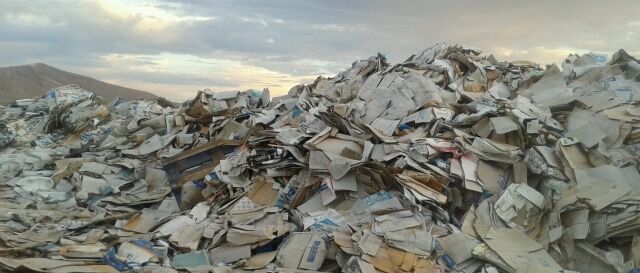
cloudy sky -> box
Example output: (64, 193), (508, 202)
(1, 0), (639, 101)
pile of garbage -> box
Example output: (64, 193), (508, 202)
(0, 43), (640, 273)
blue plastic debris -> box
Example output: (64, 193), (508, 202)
(102, 239), (155, 271)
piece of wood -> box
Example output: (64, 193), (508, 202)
(161, 139), (242, 208)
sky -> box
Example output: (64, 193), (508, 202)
(1, 0), (639, 101)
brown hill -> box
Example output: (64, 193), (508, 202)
(0, 63), (158, 104)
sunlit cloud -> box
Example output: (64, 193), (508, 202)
(492, 47), (529, 58)
(96, 52), (313, 100)
(98, 0), (215, 23)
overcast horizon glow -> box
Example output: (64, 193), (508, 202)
(1, 0), (639, 101)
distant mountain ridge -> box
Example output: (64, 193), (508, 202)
(0, 63), (158, 104)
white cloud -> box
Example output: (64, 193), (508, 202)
(310, 24), (368, 32)
(238, 16), (268, 26)
(4, 13), (61, 27)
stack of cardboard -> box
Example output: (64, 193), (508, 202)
(0, 44), (639, 273)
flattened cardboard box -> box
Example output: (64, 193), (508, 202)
(277, 232), (327, 270)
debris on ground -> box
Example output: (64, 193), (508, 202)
(1, 44), (640, 273)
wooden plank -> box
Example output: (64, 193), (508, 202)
(161, 139), (242, 166)
(161, 140), (241, 208)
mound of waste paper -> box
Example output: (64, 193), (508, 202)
(0, 43), (640, 273)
